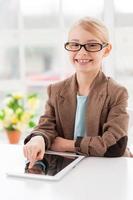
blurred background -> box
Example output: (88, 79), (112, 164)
(0, 0), (133, 144)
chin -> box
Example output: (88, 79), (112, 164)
(76, 64), (99, 73)
(76, 66), (93, 73)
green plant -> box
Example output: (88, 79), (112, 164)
(0, 92), (39, 132)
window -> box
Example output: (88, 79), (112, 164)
(0, 0), (133, 144)
(114, 0), (133, 107)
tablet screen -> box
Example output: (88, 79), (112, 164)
(25, 154), (78, 176)
(7, 151), (84, 180)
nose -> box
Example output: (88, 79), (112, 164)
(77, 46), (88, 55)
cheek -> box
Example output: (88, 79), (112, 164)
(69, 52), (76, 64)
(94, 52), (104, 62)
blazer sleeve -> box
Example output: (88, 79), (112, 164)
(77, 87), (129, 157)
(24, 85), (58, 149)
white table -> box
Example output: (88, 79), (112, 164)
(0, 144), (133, 200)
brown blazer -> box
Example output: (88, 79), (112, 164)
(25, 71), (130, 157)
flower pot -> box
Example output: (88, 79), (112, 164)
(5, 130), (21, 144)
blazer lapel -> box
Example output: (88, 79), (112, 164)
(58, 75), (78, 139)
(86, 71), (108, 136)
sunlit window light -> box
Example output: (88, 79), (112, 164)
(20, 0), (58, 15)
(114, 0), (133, 13)
(63, 0), (103, 16)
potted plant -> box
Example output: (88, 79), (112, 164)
(0, 92), (39, 144)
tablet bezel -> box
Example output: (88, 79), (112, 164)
(6, 151), (84, 181)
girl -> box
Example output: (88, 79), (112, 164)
(23, 17), (130, 169)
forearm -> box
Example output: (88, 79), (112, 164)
(50, 137), (76, 152)
(75, 133), (128, 157)
(66, 139), (76, 152)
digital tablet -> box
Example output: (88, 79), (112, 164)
(6, 151), (84, 181)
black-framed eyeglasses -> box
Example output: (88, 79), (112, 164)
(64, 42), (108, 52)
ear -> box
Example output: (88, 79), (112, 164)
(103, 43), (112, 57)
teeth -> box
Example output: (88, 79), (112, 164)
(76, 59), (92, 63)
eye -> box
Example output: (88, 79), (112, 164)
(66, 42), (80, 50)
(69, 43), (80, 47)
(87, 43), (98, 47)
(86, 43), (101, 51)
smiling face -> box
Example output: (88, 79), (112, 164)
(67, 25), (111, 75)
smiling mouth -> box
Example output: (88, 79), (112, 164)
(75, 59), (93, 64)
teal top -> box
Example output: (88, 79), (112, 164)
(74, 95), (88, 139)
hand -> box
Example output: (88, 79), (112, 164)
(23, 136), (45, 169)
(50, 137), (75, 152)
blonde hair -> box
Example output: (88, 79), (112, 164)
(69, 17), (109, 43)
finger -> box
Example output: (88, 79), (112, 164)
(29, 160), (36, 169)
(26, 146), (33, 162)
(24, 145), (31, 160)
(28, 147), (41, 168)
(36, 150), (45, 160)
(30, 148), (39, 162)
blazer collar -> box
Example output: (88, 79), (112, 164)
(59, 70), (108, 98)
(59, 74), (78, 99)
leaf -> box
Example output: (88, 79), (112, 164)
(28, 121), (36, 128)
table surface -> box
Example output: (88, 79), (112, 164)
(0, 144), (133, 200)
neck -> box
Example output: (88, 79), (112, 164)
(76, 70), (100, 95)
